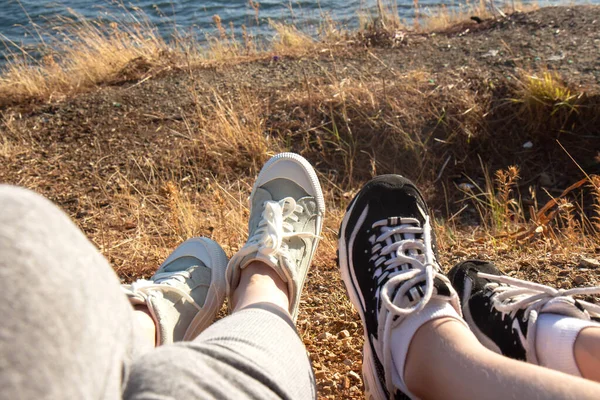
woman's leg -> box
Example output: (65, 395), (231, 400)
(574, 326), (600, 381)
(0, 185), (146, 399)
(339, 176), (600, 399)
(405, 317), (600, 400)
(124, 152), (324, 400)
(449, 260), (600, 382)
(125, 261), (316, 400)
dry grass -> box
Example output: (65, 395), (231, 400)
(193, 89), (281, 175)
(513, 70), (583, 132)
(0, 11), (170, 104)
(2, 67), (600, 400)
(272, 69), (487, 189)
(0, 9), (319, 106)
(0, 1), (542, 107)
(420, 0), (539, 31)
(458, 164), (524, 234)
(270, 21), (315, 53)
(591, 175), (600, 233)
(0, 134), (14, 158)
(0, 113), (31, 159)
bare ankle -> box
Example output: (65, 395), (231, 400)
(231, 261), (290, 313)
(574, 326), (600, 382)
(133, 305), (157, 349)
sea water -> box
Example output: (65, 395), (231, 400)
(0, 0), (591, 62)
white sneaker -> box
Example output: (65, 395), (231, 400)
(123, 237), (228, 344)
(226, 153), (325, 321)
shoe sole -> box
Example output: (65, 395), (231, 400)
(161, 237), (228, 340)
(338, 191), (387, 400)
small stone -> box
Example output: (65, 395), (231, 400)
(580, 257), (600, 269)
(539, 172), (553, 187)
(558, 270), (570, 277)
(348, 370), (362, 382)
(342, 376), (350, 389)
(523, 141), (533, 149)
(318, 332), (333, 340)
(342, 359), (353, 366)
(315, 370), (327, 379)
(338, 329), (350, 339)
(574, 275), (587, 285)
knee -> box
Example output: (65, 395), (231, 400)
(0, 184), (80, 244)
(0, 184), (99, 280)
(0, 184), (58, 222)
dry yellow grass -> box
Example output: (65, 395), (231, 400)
(270, 21), (315, 53)
(0, 11), (170, 104)
(193, 89), (281, 174)
(1, 2), (538, 107)
(421, 0), (539, 31)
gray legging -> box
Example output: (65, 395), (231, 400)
(0, 185), (316, 400)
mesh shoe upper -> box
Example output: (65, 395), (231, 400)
(339, 175), (461, 399)
(448, 260), (600, 364)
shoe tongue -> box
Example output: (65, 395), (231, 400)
(248, 188), (273, 231)
(541, 297), (586, 318)
(253, 187), (273, 202)
(377, 219), (424, 308)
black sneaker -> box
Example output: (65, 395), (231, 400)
(448, 259), (600, 364)
(338, 175), (461, 399)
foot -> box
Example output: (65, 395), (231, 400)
(123, 237), (228, 344)
(339, 175), (462, 399)
(226, 152), (325, 321)
(448, 259), (600, 364)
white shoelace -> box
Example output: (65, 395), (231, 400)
(130, 270), (202, 311)
(478, 272), (600, 363)
(234, 197), (317, 273)
(370, 217), (454, 397)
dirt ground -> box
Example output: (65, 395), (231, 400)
(1, 6), (599, 399)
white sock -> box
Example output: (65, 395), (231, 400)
(390, 299), (465, 395)
(535, 313), (600, 376)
